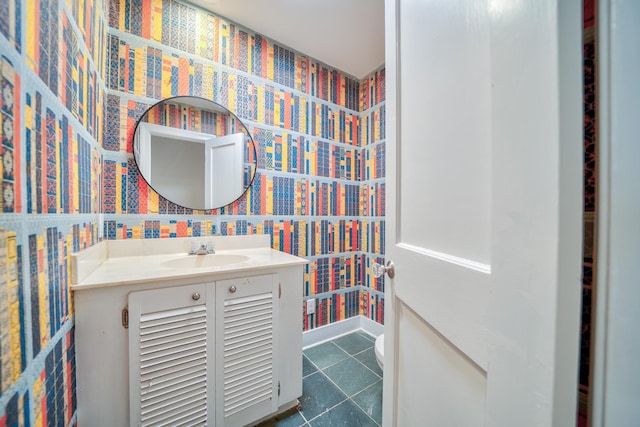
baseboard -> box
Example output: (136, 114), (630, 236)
(359, 315), (384, 338)
(303, 315), (384, 349)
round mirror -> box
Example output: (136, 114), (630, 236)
(133, 96), (257, 210)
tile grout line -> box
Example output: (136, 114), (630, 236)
(300, 355), (350, 425)
(305, 339), (380, 380)
(313, 360), (380, 427)
(348, 395), (382, 427)
(298, 364), (351, 424)
(306, 352), (380, 425)
(351, 347), (384, 379)
(303, 342), (351, 371)
(339, 347), (383, 427)
(302, 393), (351, 426)
(331, 338), (383, 380)
(350, 380), (384, 427)
(300, 333), (383, 426)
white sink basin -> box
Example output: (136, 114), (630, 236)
(162, 254), (249, 269)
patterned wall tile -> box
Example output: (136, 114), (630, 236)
(306, 219), (360, 256)
(0, 229), (25, 394)
(360, 143), (385, 182)
(303, 289), (361, 330)
(0, 56), (20, 213)
(26, 0), (60, 95)
(32, 329), (76, 426)
(0, 0), (102, 422)
(304, 254), (361, 297)
(102, 93), (149, 152)
(0, 230), (94, 422)
(359, 68), (385, 112)
(60, 9), (104, 140)
(0, 0), (21, 52)
(144, 99), (230, 134)
(0, 389), (28, 426)
(105, 34), (361, 146)
(25, 0), (105, 142)
(25, 86), (101, 214)
(28, 224), (94, 358)
(359, 104), (385, 147)
(103, 217), (216, 240)
(360, 219), (385, 256)
(360, 289), (384, 324)
(102, 151), (364, 217)
(111, 0), (361, 110)
(360, 183), (385, 218)
(68, 0), (107, 80)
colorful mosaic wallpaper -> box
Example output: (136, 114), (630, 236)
(0, 0), (106, 424)
(0, 0), (386, 424)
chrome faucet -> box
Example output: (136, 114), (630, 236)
(188, 241), (215, 255)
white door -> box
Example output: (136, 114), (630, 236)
(382, 1), (583, 426)
(205, 132), (245, 208)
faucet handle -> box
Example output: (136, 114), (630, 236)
(206, 241), (216, 254)
(188, 241), (198, 255)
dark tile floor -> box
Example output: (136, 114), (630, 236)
(258, 331), (383, 427)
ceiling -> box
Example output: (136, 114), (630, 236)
(189, 0), (385, 79)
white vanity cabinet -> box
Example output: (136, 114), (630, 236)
(215, 275), (279, 427)
(72, 236), (306, 427)
(126, 275), (281, 427)
(128, 282), (214, 426)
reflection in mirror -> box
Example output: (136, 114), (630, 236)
(133, 96), (257, 210)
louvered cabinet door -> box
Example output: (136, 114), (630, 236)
(215, 274), (279, 427)
(128, 283), (214, 427)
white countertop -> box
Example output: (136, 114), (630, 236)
(71, 235), (308, 290)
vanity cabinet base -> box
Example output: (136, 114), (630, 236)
(74, 266), (303, 427)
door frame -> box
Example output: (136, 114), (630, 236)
(591, 0), (640, 425)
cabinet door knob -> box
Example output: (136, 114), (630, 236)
(229, 285), (237, 293)
(192, 292), (201, 301)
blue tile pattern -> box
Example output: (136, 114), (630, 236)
(259, 331), (383, 427)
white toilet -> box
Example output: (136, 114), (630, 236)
(374, 334), (384, 370)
